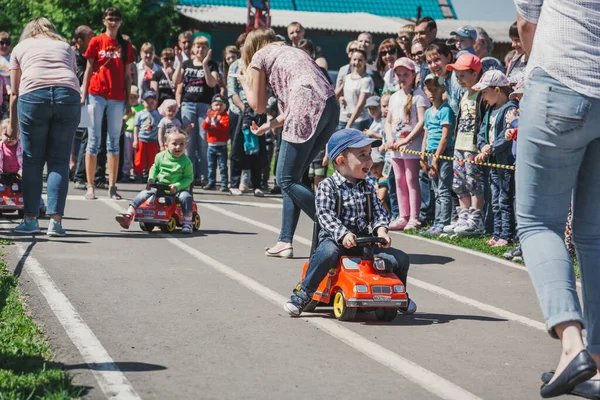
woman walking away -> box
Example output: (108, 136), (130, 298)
(9, 17), (81, 236)
(240, 28), (339, 258)
(81, 7), (136, 200)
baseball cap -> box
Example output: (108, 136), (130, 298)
(327, 129), (382, 162)
(509, 80), (525, 100)
(130, 85), (139, 97)
(450, 25), (477, 40)
(365, 95), (381, 108)
(393, 57), (416, 72)
(211, 94), (226, 104)
(472, 70), (510, 91)
(423, 73), (441, 84)
(445, 53), (482, 73)
(142, 89), (157, 100)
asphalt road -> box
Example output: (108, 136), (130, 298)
(0, 183), (579, 400)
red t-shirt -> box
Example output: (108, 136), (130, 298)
(84, 34), (136, 101)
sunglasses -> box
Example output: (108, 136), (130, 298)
(0, 40), (10, 46)
(163, 56), (175, 61)
(380, 48), (397, 57)
(105, 17), (121, 22)
(413, 51), (424, 57)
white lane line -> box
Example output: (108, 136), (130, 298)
(65, 195), (282, 209)
(12, 242), (141, 400)
(199, 202), (548, 332)
(98, 198), (482, 399)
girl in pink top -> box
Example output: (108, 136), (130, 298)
(240, 28), (339, 258)
(0, 119), (22, 176)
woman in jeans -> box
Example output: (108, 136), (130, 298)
(81, 7), (135, 200)
(516, 1), (600, 398)
(8, 17), (81, 236)
(241, 28), (339, 258)
(174, 35), (219, 186)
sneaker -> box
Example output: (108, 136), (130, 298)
(115, 213), (133, 229)
(404, 219), (422, 230)
(493, 238), (509, 247)
(270, 186), (281, 195)
(443, 207), (470, 234)
(219, 186), (229, 192)
(202, 183), (216, 190)
(118, 175), (131, 184)
(239, 184), (249, 192)
(454, 208), (484, 236)
(389, 217), (409, 231)
(73, 181), (87, 190)
(230, 188), (242, 196)
(95, 181), (107, 189)
(254, 189), (264, 197)
(283, 288), (312, 317)
(421, 225), (443, 236)
(399, 296), (417, 315)
(181, 222), (193, 234)
(47, 220), (66, 237)
(504, 245), (523, 260)
(14, 219), (41, 234)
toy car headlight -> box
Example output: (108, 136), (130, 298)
(393, 285), (405, 293)
(137, 209), (143, 214)
(157, 211), (166, 216)
(158, 198), (166, 204)
(354, 284), (368, 293)
(11, 185), (19, 191)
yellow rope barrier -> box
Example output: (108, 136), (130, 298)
(393, 147), (516, 171)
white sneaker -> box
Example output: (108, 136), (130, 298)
(455, 208), (484, 236)
(443, 207), (469, 234)
(399, 298), (417, 315)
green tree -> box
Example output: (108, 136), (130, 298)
(0, 0), (180, 51)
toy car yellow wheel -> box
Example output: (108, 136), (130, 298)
(139, 222), (155, 232)
(375, 308), (397, 322)
(160, 217), (177, 233)
(333, 291), (356, 321)
(192, 212), (201, 231)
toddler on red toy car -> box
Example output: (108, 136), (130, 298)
(283, 128), (417, 317)
(115, 129), (196, 233)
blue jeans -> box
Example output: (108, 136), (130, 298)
(87, 94), (124, 156)
(490, 168), (515, 241)
(301, 234), (410, 294)
(207, 145), (228, 186)
(131, 189), (194, 213)
(419, 169), (435, 222)
(181, 102), (210, 181)
(516, 67), (600, 348)
(387, 165), (399, 219)
(428, 153), (453, 227)
(276, 96), (339, 243)
(18, 87), (80, 218)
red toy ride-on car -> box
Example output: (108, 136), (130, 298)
(0, 173), (46, 218)
(299, 233), (409, 322)
(135, 183), (200, 233)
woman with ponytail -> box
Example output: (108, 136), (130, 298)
(384, 58), (430, 230)
(81, 7), (136, 200)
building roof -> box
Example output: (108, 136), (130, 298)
(178, 0), (456, 19)
(176, 5), (412, 34)
(176, 5), (512, 43)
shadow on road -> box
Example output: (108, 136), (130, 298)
(64, 361), (167, 372)
(408, 253), (455, 265)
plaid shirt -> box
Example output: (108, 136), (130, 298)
(316, 171), (389, 243)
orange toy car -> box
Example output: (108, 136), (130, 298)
(0, 173), (46, 218)
(135, 183), (200, 233)
(299, 236), (409, 322)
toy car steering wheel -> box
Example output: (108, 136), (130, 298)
(354, 236), (388, 247)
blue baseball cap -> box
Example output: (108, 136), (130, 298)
(142, 90), (157, 100)
(450, 25), (477, 41)
(327, 129), (382, 162)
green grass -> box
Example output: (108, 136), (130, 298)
(401, 228), (580, 278)
(0, 242), (84, 400)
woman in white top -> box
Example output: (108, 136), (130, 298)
(136, 42), (161, 99)
(8, 17), (81, 236)
(335, 49), (373, 131)
(376, 38), (404, 93)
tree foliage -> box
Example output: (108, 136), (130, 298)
(0, 0), (181, 50)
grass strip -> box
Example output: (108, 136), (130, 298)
(0, 241), (83, 400)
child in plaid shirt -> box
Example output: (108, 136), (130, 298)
(283, 128), (415, 317)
